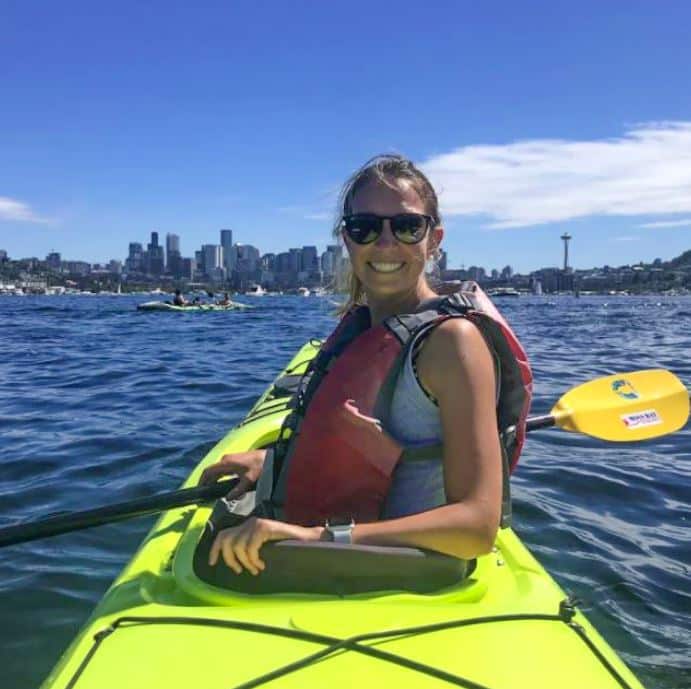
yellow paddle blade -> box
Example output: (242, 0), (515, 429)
(551, 369), (690, 442)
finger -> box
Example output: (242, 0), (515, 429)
(233, 528), (259, 576)
(199, 464), (226, 485)
(199, 462), (244, 484)
(209, 533), (222, 566)
(221, 536), (242, 575)
(246, 526), (267, 572)
(226, 476), (251, 500)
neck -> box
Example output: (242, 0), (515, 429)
(366, 282), (438, 326)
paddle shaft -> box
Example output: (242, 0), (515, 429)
(0, 480), (234, 548)
(0, 416), (556, 549)
(525, 415), (556, 432)
(2, 377), (688, 548)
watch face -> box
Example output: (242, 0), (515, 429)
(327, 516), (354, 528)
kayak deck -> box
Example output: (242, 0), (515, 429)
(41, 343), (645, 689)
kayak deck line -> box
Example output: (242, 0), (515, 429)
(237, 400), (293, 428)
(64, 598), (634, 689)
(235, 357), (318, 429)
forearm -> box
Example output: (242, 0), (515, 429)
(346, 501), (498, 560)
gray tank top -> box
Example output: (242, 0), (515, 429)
(381, 332), (446, 519)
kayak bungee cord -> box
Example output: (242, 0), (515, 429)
(236, 355), (317, 428)
(63, 598), (635, 689)
(237, 399), (293, 427)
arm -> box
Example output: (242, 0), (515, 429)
(348, 318), (502, 559)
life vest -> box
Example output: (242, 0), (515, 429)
(261, 282), (532, 529)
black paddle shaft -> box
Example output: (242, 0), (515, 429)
(0, 412), (561, 549)
(0, 480), (235, 548)
(526, 414), (556, 432)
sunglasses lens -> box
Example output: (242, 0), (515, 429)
(391, 214), (429, 243)
(343, 215), (381, 244)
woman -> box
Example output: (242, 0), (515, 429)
(200, 155), (529, 577)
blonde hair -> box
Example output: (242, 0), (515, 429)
(332, 154), (442, 314)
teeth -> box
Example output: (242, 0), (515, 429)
(369, 262), (404, 273)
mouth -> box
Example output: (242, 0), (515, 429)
(367, 262), (405, 274)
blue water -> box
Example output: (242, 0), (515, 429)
(1, 294), (689, 688)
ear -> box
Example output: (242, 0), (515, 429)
(428, 226), (444, 257)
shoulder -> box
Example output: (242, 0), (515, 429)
(416, 317), (495, 400)
(422, 317), (490, 361)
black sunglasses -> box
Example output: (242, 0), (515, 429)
(341, 213), (433, 245)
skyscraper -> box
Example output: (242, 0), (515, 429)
(202, 244), (224, 281)
(147, 231), (165, 275)
(166, 233), (181, 276)
(220, 229), (234, 274)
(166, 233), (180, 258)
(126, 243), (144, 273)
(301, 246), (319, 274)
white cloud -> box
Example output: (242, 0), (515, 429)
(613, 236), (640, 242)
(420, 122), (691, 229)
(639, 218), (691, 228)
(276, 205), (334, 223)
(303, 212), (333, 222)
(0, 196), (50, 223)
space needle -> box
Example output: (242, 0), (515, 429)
(561, 233), (572, 272)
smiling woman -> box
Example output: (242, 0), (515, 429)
(199, 154), (532, 576)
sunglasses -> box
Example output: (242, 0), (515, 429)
(341, 213), (433, 245)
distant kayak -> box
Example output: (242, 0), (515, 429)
(136, 301), (250, 312)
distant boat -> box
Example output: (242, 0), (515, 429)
(488, 287), (520, 297)
(136, 301), (250, 312)
(245, 284), (267, 296)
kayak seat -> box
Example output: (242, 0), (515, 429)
(192, 497), (474, 595)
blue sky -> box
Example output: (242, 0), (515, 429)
(1, 1), (690, 273)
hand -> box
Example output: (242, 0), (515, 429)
(198, 449), (267, 500)
(208, 516), (321, 575)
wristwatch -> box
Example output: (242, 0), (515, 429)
(324, 517), (355, 544)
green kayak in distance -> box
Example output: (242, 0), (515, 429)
(136, 300), (251, 312)
(41, 342), (646, 689)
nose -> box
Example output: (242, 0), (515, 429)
(374, 219), (397, 248)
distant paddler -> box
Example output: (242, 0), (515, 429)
(172, 289), (188, 307)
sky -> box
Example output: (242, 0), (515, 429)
(1, 1), (690, 274)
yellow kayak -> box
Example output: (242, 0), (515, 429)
(41, 342), (645, 689)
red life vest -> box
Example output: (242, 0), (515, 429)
(264, 282), (532, 528)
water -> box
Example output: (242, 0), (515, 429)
(1, 294), (689, 689)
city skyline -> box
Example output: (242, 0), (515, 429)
(1, 4), (690, 272)
(2, 224), (688, 276)
(2, 225), (685, 278)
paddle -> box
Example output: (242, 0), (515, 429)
(525, 369), (689, 441)
(0, 480), (235, 548)
(0, 369), (687, 548)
